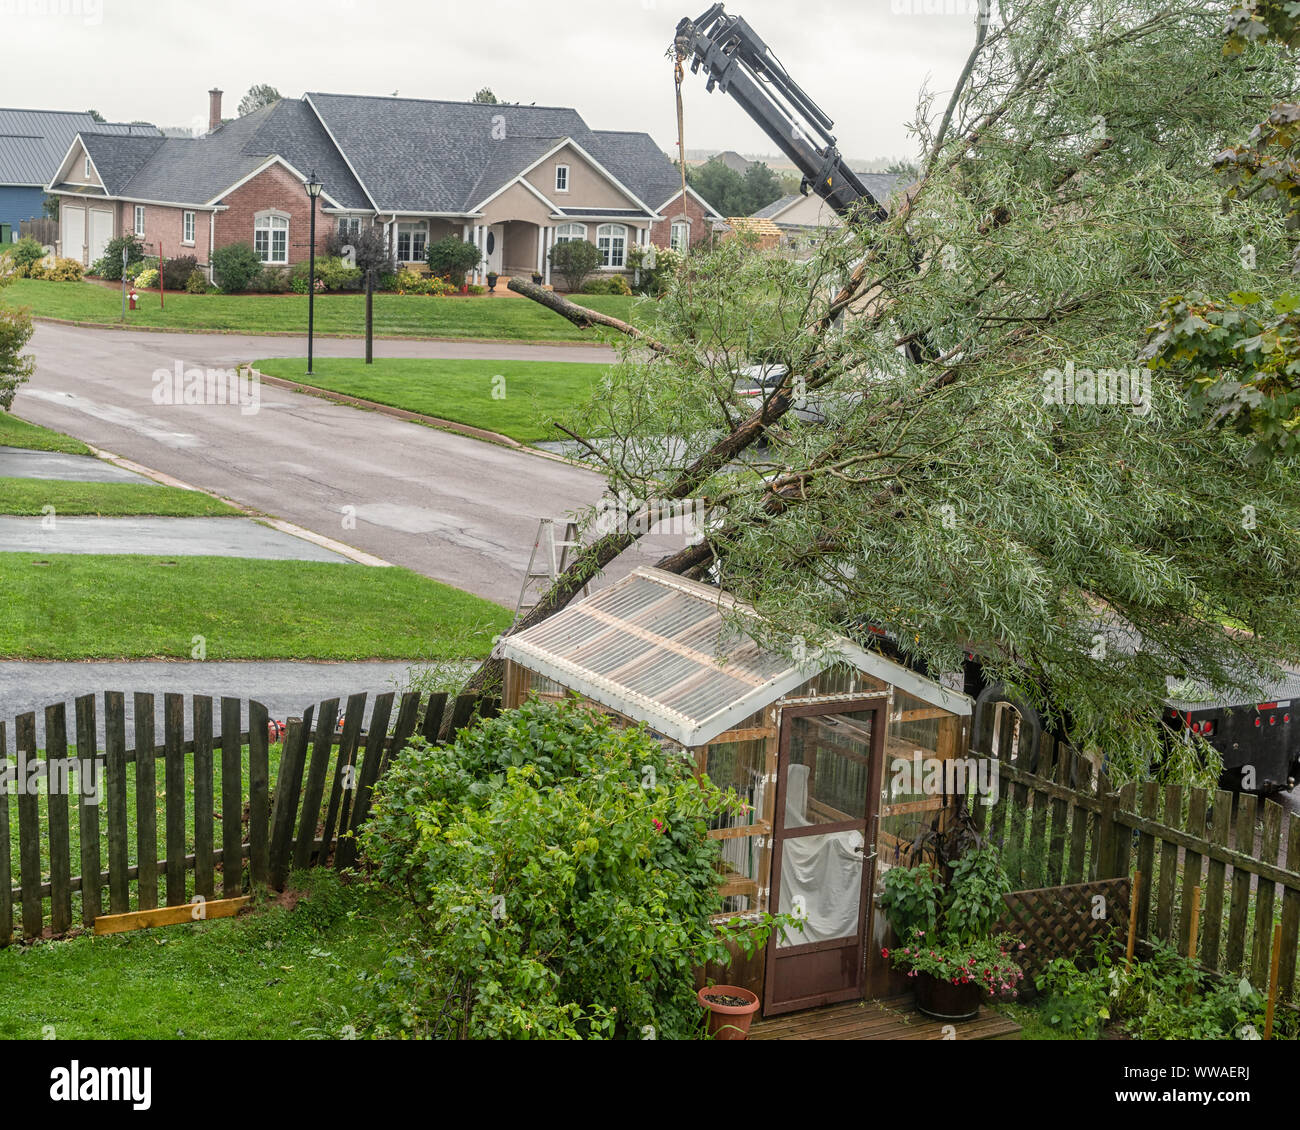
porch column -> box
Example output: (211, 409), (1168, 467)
(543, 225), (553, 287)
(473, 224), (484, 285)
(536, 224), (545, 278)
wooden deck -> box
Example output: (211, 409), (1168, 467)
(749, 995), (1022, 1040)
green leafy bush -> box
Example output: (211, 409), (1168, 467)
(134, 268), (159, 289)
(8, 237), (46, 273)
(124, 256), (158, 282)
(92, 234), (144, 280)
(628, 243), (683, 296)
(256, 265), (291, 293)
(211, 242), (262, 293)
(425, 236), (482, 289)
(0, 302), (36, 410)
(28, 257), (84, 282)
(160, 254), (197, 291)
(184, 268), (208, 295)
(580, 275), (632, 296)
(359, 698), (780, 1039)
(548, 238), (602, 292)
(394, 267), (454, 296)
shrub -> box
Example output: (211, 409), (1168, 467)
(326, 224), (393, 277)
(466, 283), (485, 295)
(628, 243), (684, 296)
(160, 254), (198, 291)
(92, 234), (145, 281)
(0, 303), (36, 411)
(425, 236), (481, 289)
(376, 272), (398, 292)
(290, 256), (360, 293)
(256, 265), (291, 293)
(548, 238), (602, 292)
(124, 256), (158, 282)
(184, 268), (208, 294)
(359, 698), (781, 1040)
(211, 242), (263, 293)
(9, 237), (46, 273)
(580, 275), (632, 296)
(34, 257), (84, 282)
(134, 268), (159, 289)
(394, 268), (455, 296)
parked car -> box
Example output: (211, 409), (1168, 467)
(730, 363), (829, 426)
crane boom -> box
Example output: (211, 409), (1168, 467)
(674, 3), (885, 222)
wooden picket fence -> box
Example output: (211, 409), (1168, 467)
(971, 720), (1300, 1002)
(1, 689), (498, 944)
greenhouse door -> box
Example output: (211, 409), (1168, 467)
(763, 700), (884, 1016)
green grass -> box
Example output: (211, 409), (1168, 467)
(0, 414), (90, 455)
(6, 278), (651, 342)
(0, 478), (240, 517)
(0, 553), (510, 660)
(0, 870), (391, 1039)
(255, 356), (606, 443)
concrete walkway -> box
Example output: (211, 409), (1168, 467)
(0, 659), (436, 746)
(0, 446), (152, 483)
(0, 515), (351, 561)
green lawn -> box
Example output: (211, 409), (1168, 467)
(0, 414), (90, 455)
(255, 356), (605, 443)
(0, 553), (510, 660)
(0, 870), (389, 1039)
(5, 278), (650, 342)
(0, 478), (239, 517)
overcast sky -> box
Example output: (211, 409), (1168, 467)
(5, 0), (979, 163)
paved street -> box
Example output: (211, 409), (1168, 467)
(7, 322), (682, 606)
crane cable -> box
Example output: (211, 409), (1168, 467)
(673, 40), (693, 301)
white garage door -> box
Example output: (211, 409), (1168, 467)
(61, 206), (85, 263)
(90, 209), (113, 264)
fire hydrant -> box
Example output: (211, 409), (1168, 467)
(129, 290), (138, 310)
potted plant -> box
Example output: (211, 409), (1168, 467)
(877, 838), (1025, 1021)
(486, 270), (499, 294)
(697, 984), (760, 1040)
(531, 271), (543, 285)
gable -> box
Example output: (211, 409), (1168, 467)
(521, 141), (643, 213)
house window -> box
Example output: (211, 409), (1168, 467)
(553, 223), (587, 244)
(183, 211), (196, 245)
(338, 216), (361, 239)
(555, 165), (569, 192)
(670, 221), (690, 253)
(596, 223), (627, 268)
(396, 222), (427, 263)
(84, 156), (93, 180)
(134, 206), (146, 237)
(254, 212), (289, 263)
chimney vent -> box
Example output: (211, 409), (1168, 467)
(208, 88), (223, 134)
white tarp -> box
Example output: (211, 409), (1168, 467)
(776, 765), (865, 946)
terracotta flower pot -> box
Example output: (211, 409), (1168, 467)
(913, 971), (982, 1021)
(697, 984), (760, 1040)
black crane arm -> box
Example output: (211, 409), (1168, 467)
(674, 4), (885, 222)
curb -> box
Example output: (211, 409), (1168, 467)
(83, 443), (394, 568)
(247, 369), (590, 469)
(30, 314), (613, 349)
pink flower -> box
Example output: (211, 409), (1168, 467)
(1018, 943), (1026, 950)
(881, 948), (890, 959)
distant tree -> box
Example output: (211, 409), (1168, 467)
(741, 162), (783, 213)
(238, 84), (281, 116)
(688, 157), (783, 216)
(41, 195), (59, 221)
(473, 87), (499, 104)
(326, 223), (393, 277)
(884, 158), (920, 181)
(86, 109), (105, 123)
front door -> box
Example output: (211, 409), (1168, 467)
(485, 224), (504, 275)
(763, 700), (885, 1015)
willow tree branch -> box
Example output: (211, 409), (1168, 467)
(506, 278), (672, 354)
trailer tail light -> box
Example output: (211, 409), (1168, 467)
(1270, 715), (1277, 725)
(1255, 718), (1262, 727)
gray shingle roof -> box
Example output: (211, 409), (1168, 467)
(73, 100), (369, 209)
(751, 173), (906, 222)
(589, 130), (703, 213)
(0, 108), (159, 186)
(752, 193), (799, 219)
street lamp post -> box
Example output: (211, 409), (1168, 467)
(305, 173), (324, 376)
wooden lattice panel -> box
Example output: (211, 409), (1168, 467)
(996, 877), (1131, 992)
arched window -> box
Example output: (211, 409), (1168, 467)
(254, 210), (289, 263)
(596, 223), (627, 268)
(554, 223), (587, 244)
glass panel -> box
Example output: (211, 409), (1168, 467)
(784, 662), (889, 700)
(775, 828), (865, 947)
(784, 709), (873, 827)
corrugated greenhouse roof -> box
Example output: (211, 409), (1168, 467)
(500, 567), (969, 747)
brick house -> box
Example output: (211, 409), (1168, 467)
(45, 89), (722, 288)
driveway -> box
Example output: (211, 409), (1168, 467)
(9, 323), (681, 606)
